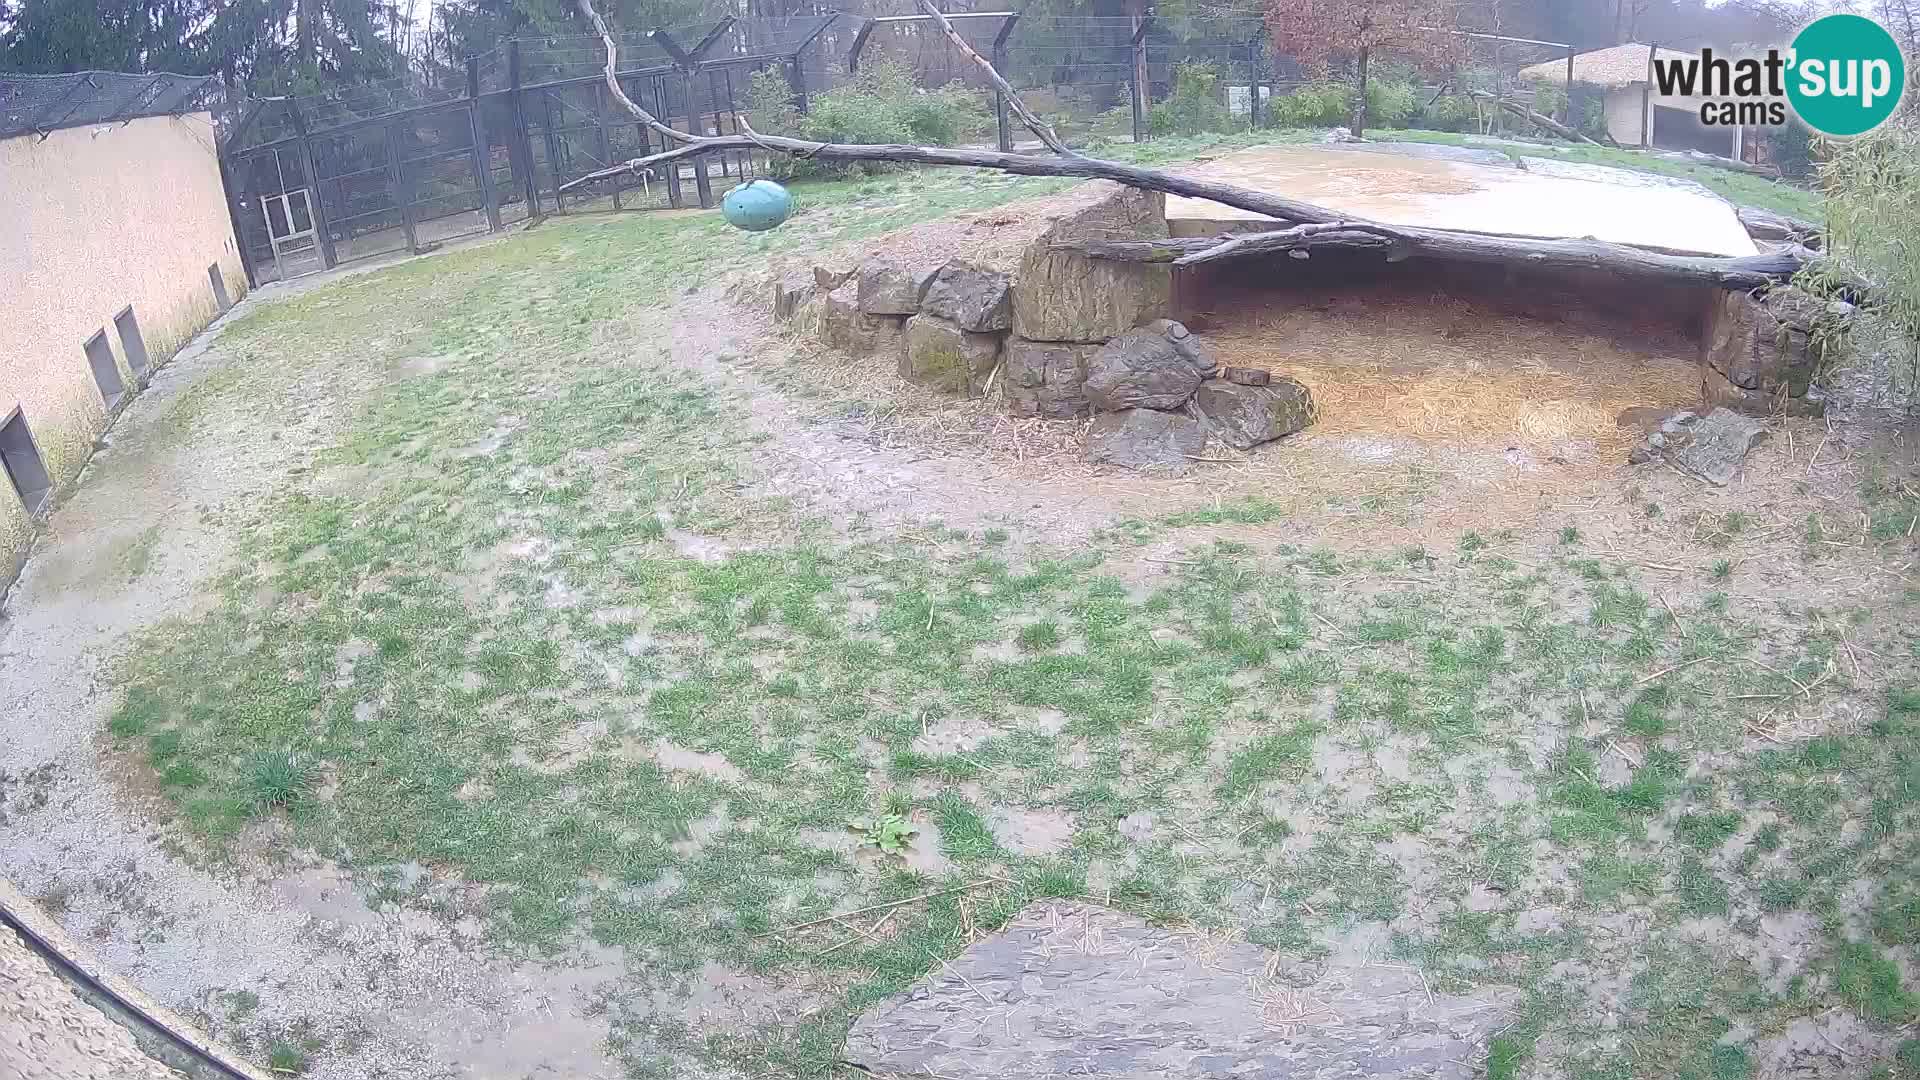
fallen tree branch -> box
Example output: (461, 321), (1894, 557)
(1057, 228), (1815, 288)
(575, 0), (692, 148)
(1467, 91), (1598, 145)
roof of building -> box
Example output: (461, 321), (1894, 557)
(0, 70), (221, 142)
(1518, 43), (1696, 87)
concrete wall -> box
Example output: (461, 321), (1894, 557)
(0, 112), (246, 584)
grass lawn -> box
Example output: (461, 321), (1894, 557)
(94, 153), (1915, 1080)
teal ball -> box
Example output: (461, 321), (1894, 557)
(721, 179), (793, 232)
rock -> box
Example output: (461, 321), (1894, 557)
(1012, 182), (1172, 342)
(899, 315), (1001, 395)
(922, 261), (1013, 332)
(1194, 377), (1315, 449)
(1002, 338), (1098, 419)
(858, 262), (938, 316)
(1220, 365), (1270, 386)
(1629, 408), (1768, 486)
(1086, 409), (1207, 472)
(1323, 125), (1359, 143)
(1084, 324), (1212, 412)
(842, 902), (1517, 1080)
(1142, 318), (1219, 374)
(822, 281), (905, 356)
(772, 269), (814, 322)
(813, 254), (861, 293)
(1700, 286), (1831, 410)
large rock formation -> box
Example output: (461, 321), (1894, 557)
(843, 903), (1517, 1080)
(1002, 339), (1098, 419)
(1194, 377), (1315, 449)
(1012, 182), (1172, 343)
(900, 315), (1001, 395)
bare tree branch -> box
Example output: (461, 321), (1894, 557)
(575, 0), (692, 147)
(911, 0), (1076, 157)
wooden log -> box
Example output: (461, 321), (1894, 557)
(1055, 226), (1816, 291)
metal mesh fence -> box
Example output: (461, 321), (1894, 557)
(0, 70), (222, 141)
(212, 11), (1584, 286)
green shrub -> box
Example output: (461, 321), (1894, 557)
(1148, 61), (1240, 137)
(1415, 92), (1476, 132)
(1262, 81), (1350, 128)
(1364, 76), (1418, 129)
(744, 61), (988, 178)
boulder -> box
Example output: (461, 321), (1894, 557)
(822, 281), (906, 356)
(1220, 365), (1271, 386)
(1086, 408), (1207, 472)
(1194, 377), (1315, 449)
(1002, 338), (1098, 419)
(1012, 182), (1172, 342)
(899, 315), (1001, 395)
(843, 903), (1517, 1080)
(1629, 408), (1768, 486)
(922, 262), (1013, 332)
(772, 269), (814, 322)
(1083, 324), (1213, 412)
(858, 262), (938, 316)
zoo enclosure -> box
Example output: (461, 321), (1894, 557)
(213, 10), (1580, 287)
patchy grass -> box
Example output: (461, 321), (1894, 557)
(90, 150), (1918, 1080)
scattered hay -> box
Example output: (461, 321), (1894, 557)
(1209, 290), (1700, 460)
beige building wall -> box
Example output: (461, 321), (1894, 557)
(0, 111), (246, 584)
(1603, 85), (1648, 145)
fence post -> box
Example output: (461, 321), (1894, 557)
(789, 56), (809, 115)
(661, 78), (684, 208)
(596, 79), (620, 210)
(508, 40), (539, 217)
(466, 58), (502, 232)
(686, 71), (714, 208)
(540, 90), (568, 214)
(1562, 45), (1575, 126)
(992, 13), (1021, 153)
(1130, 13), (1153, 143)
(386, 119), (420, 252)
(285, 104), (337, 269)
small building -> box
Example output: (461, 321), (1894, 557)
(1519, 43), (1757, 159)
(0, 72), (247, 587)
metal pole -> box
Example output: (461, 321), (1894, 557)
(596, 79), (620, 210)
(1642, 42), (1656, 148)
(662, 78), (684, 207)
(991, 13), (1020, 152)
(509, 40), (539, 216)
(789, 56), (809, 116)
(1563, 45), (1575, 126)
(1131, 13), (1153, 143)
(540, 89), (568, 214)
(467, 58), (502, 231)
(386, 119), (420, 252)
(687, 71), (714, 208)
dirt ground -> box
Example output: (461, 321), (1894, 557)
(1, 164), (1917, 1080)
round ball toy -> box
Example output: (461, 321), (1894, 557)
(721, 179), (793, 232)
